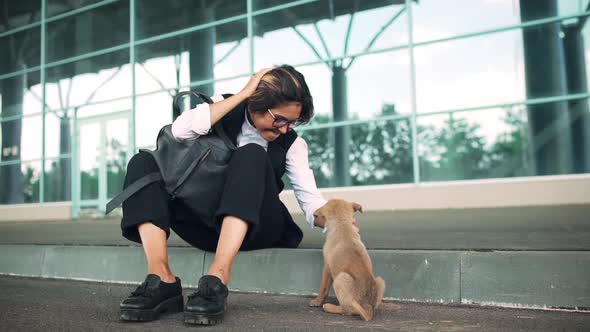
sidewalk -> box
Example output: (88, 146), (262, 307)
(1, 276), (588, 331)
(1, 205), (589, 250)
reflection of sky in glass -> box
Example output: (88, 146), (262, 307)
(78, 122), (100, 173)
(413, 0), (520, 42)
(414, 30), (526, 113)
(4, 0), (589, 172)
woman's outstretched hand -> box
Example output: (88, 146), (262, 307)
(239, 68), (273, 99)
(352, 217), (360, 234)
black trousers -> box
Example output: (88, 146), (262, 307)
(120, 143), (303, 252)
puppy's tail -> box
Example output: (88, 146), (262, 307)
(351, 300), (373, 321)
(372, 276), (386, 309)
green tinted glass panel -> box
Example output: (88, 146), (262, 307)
(46, 0), (129, 63)
(44, 157), (71, 202)
(136, 0), (246, 40)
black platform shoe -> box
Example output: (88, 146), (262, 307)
(120, 274), (184, 322)
(184, 275), (229, 325)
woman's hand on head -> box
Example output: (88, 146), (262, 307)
(239, 68), (272, 99)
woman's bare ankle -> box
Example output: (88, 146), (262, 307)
(206, 265), (230, 285)
(147, 269), (176, 283)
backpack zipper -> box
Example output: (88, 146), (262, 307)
(171, 148), (212, 200)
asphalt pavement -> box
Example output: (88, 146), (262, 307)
(1, 276), (589, 331)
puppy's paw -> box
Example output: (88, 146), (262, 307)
(309, 297), (324, 307)
(322, 303), (344, 314)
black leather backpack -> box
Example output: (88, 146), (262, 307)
(106, 91), (237, 226)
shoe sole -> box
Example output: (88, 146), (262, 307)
(120, 295), (184, 322)
(184, 310), (224, 325)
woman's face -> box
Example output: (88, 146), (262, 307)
(250, 103), (302, 142)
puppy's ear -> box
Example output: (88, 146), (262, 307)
(352, 202), (363, 213)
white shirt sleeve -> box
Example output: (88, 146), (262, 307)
(171, 94), (225, 140)
(285, 136), (328, 228)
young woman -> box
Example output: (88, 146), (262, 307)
(118, 65), (356, 325)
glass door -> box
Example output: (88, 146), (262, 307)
(75, 111), (132, 215)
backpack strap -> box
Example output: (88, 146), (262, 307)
(213, 122), (237, 150)
(105, 172), (162, 214)
(173, 91), (213, 115)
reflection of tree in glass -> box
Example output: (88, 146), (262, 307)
(77, 137), (127, 200)
(300, 115), (333, 188)
(106, 138), (127, 198)
(349, 104), (413, 186)
(420, 107), (531, 181)
(420, 114), (488, 181)
(18, 137), (128, 203)
(45, 160), (68, 202)
(22, 167), (38, 203)
(22, 160), (81, 203)
(24, 158), (74, 203)
(487, 107), (532, 178)
(106, 138), (127, 172)
(303, 103), (414, 188)
(302, 105), (531, 187)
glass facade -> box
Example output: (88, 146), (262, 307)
(0, 0), (589, 214)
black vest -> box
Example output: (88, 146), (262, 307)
(220, 94), (298, 193)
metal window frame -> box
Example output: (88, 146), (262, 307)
(1, 4), (587, 82)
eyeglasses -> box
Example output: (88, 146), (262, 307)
(267, 108), (301, 130)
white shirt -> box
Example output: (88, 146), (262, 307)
(171, 94), (327, 228)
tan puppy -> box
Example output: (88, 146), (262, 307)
(309, 199), (386, 321)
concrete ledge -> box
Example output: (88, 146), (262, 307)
(281, 174), (590, 212)
(1, 244), (589, 310)
(0, 202), (71, 222)
(461, 252), (590, 309)
(0, 245), (204, 284)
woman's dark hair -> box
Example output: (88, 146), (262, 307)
(247, 64), (314, 125)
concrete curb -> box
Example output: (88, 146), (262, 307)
(0, 245), (589, 310)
